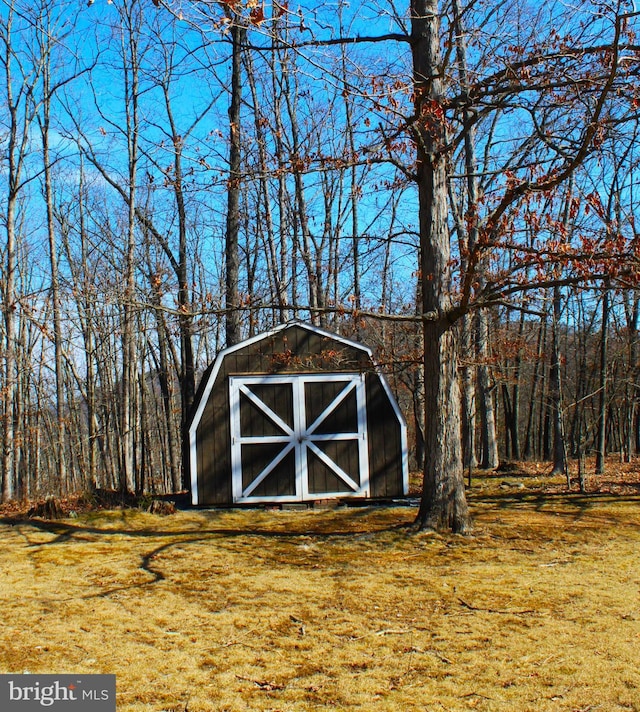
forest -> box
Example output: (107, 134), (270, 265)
(1, 0), (640, 530)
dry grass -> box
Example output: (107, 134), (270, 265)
(1, 466), (640, 711)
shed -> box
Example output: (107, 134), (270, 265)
(188, 321), (408, 506)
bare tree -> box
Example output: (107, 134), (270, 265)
(0, 1), (45, 501)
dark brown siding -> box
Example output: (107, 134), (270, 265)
(366, 373), (404, 497)
(220, 327), (369, 375)
(196, 372), (232, 504)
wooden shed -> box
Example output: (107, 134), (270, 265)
(188, 321), (408, 506)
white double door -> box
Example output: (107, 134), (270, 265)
(229, 373), (370, 502)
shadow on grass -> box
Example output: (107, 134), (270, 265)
(468, 488), (640, 531)
(0, 510), (418, 599)
(4, 490), (640, 598)
(469, 487), (640, 506)
(0, 516), (412, 543)
(4, 485), (640, 543)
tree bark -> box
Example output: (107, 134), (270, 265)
(225, 21), (245, 347)
(412, 0), (470, 533)
(283, 64), (322, 326)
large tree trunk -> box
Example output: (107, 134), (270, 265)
(412, 0), (470, 533)
(417, 318), (470, 532)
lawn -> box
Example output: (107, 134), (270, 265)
(1, 466), (639, 711)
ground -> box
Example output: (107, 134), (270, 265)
(0, 459), (639, 711)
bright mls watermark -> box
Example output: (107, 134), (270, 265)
(1, 675), (115, 711)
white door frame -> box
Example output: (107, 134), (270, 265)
(229, 373), (370, 503)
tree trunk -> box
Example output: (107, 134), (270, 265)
(283, 66), (322, 326)
(2, 4), (22, 502)
(147, 271), (181, 493)
(272, 25), (292, 321)
(452, 0), (478, 472)
(412, 0), (470, 533)
(225, 21), (244, 347)
(549, 186), (575, 477)
(160, 82), (196, 492)
(245, 48), (289, 323)
(549, 284), (566, 476)
(595, 286), (610, 474)
(509, 308), (525, 461)
(477, 308), (499, 469)
(460, 313), (477, 470)
(524, 316), (545, 459)
(41, 60), (67, 494)
(59, 156), (98, 491)
(623, 291), (639, 462)
(341, 43), (361, 318)
(2, 197), (17, 503)
(120, 2), (141, 494)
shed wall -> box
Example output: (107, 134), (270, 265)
(366, 373), (404, 497)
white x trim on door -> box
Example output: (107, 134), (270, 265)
(229, 373), (370, 502)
